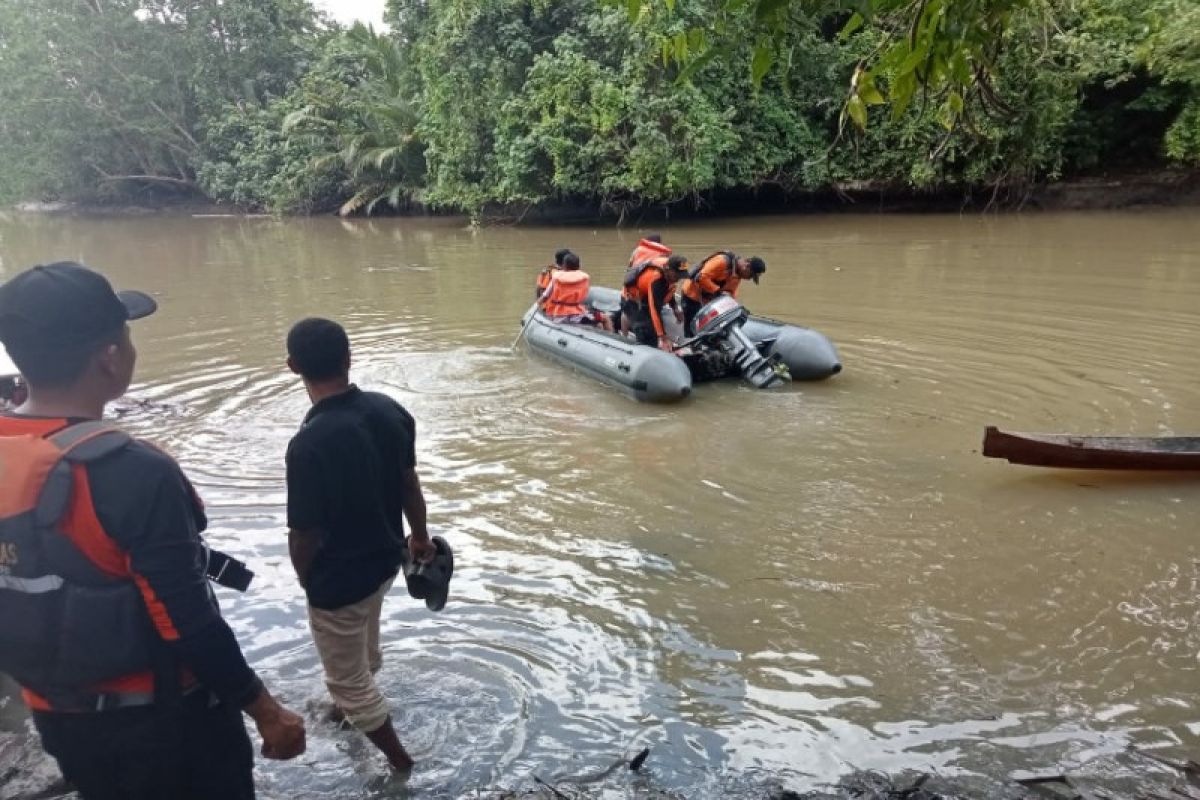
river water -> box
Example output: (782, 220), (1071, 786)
(0, 210), (1198, 799)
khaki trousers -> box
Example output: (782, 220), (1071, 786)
(307, 577), (394, 732)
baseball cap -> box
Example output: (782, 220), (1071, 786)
(747, 257), (766, 284)
(0, 262), (157, 354)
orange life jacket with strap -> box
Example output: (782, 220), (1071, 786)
(683, 251), (738, 302)
(628, 239), (671, 268)
(0, 419), (175, 709)
(622, 255), (671, 298)
(542, 269), (591, 317)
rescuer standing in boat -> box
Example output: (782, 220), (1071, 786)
(284, 317), (437, 772)
(623, 254), (689, 351)
(0, 262), (306, 800)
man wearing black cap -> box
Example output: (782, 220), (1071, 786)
(680, 252), (766, 336)
(0, 262), (305, 800)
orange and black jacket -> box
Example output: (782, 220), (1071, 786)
(0, 415), (261, 712)
(682, 252), (740, 303)
(625, 262), (678, 338)
(541, 269), (591, 317)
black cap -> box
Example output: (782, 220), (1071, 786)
(0, 262), (156, 353)
(746, 257), (766, 284)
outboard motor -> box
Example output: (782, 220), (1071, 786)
(686, 296), (790, 388)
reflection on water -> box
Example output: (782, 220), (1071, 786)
(1, 210), (1199, 798)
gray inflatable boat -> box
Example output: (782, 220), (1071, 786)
(519, 287), (841, 403)
(519, 306), (693, 402)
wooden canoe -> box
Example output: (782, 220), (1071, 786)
(982, 426), (1200, 471)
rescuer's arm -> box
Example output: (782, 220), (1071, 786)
(101, 456), (261, 707)
(97, 452), (305, 758)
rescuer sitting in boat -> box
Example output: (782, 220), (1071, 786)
(535, 247), (572, 301)
(627, 233), (671, 268)
(623, 254), (688, 352)
(681, 252), (766, 335)
(538, 253), (613, 331)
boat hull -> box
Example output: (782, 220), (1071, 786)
(586, 287), (841, 381)
(982, 426), (1200, 470)
(521, 309), (693, 403)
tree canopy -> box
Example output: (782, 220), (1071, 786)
(0, 0), (1195, 216)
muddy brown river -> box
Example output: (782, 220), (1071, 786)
(1, 210), (1198, 798)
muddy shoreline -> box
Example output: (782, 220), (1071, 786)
(4, 718), (1200, 800)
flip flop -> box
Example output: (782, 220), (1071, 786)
(403, 535), (453, 612)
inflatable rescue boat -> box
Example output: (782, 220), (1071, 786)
(519, 287), (841, 403)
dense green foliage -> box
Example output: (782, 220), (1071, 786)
(0, 0), (319, 203)
(0, 0), (1196, 215)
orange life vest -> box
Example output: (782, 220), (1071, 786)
(622, 256), (671, 302)
(628, 239), (671, 268)
(682, 252), (740, 303)
(542, 269), (591, 318)
(0, 416), (196, 711)
(627, 262), (678, 338)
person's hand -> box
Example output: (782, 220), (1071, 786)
(246, 689), (306, 760)
(409, 534), (437, 564)
(673, 308), (684, 324)
(657, 336), (674, 353)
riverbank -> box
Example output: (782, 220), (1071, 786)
(11, 169), (1199, 223)
(5, 729), (1200, 800)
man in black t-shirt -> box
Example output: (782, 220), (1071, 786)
(285, 317), (436, 773)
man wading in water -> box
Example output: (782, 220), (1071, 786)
(284, 318), (436, 772)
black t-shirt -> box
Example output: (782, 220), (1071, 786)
(0, 414), (262, 709)
(286, 386), (416, 610)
